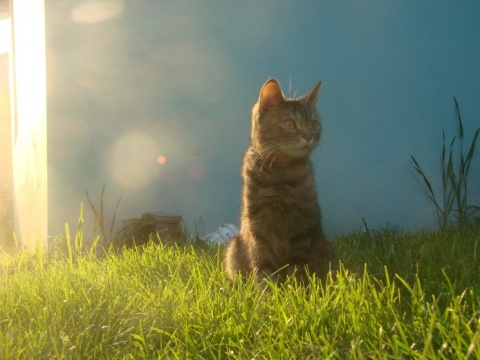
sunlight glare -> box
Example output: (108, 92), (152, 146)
(0, 18), (11, 55)
(72, 0), (124, 23)
(10, 0), (48, 248)
(107, 132), (160, 189)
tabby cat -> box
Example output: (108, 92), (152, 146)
(224, 79), (337, 283)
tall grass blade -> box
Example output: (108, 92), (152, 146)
(85, 189), (100, 240)
(411, 97), (479, 229)
(85, 184), (122, 247)
(410, 156), (436, 201)
(99, 184), (106, 241)
(464, 128), (479, 174)
(410, 156), (443, 226)
(454, 96), (463, 138)
(64, 223), (73, 263)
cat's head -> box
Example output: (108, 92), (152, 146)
(251, 79), (322, 164)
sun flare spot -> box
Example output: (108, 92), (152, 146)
(107, 132), (159, 189)
(157, 155), (166, 165)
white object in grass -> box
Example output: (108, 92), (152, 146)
(204, 224), (239, 245)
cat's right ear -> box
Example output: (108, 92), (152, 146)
(301, 81), (322, 107)
(258, 79), (284, 114)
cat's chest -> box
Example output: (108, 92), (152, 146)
(250, 180), (319, 227)
(261, 171), (317, 204)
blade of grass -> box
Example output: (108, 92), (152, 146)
(410, 156), (443, 227)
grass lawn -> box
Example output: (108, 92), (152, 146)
(1, 226), (479, 359)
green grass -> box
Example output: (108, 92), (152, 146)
(410, 96), (480, 229)
(1, 227), (480, 359)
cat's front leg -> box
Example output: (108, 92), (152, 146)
(253, 267), (276, 283)
(251, 250), (280, 283)
(307, 239), (338, 281)
(224, 235), (252, 280)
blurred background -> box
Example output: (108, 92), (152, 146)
(44, 0), (480, 238)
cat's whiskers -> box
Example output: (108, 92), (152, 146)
(267, 141), (297, 169)
(268, 150), (282, 169)
(258, 140), (302, 170)
(253, 142), (281, 171)
(259, 145), (282, 171)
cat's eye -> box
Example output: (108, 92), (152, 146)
(309, 121), (319, 131)
(283, 120), (296, 130)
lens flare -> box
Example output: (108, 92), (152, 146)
(107, 132), (159, 189)
(157, 155), (166, 165)
(71, 0), (124, 23)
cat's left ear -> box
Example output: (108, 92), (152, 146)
(259, 79), (285, 113)
(301, 81), (322, 107)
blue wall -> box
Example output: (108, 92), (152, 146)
(47, 1), (480, 237)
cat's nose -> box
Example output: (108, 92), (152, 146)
(301, 130), (312, 142)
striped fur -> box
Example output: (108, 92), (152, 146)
(224, 79), (337, 282)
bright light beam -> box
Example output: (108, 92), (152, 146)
(10, 0), (48, 249)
